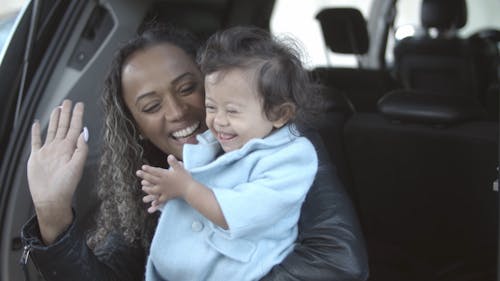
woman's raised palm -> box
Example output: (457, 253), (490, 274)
(27, 100), (88, 241)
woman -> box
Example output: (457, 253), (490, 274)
(22, 25), (368, 281)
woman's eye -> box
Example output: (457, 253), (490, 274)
(143, 103), (161, 113)
(227, 109), (238, 114)
(179, 84), (196, 96)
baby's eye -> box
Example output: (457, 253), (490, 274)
(226, 108), (239, 114)
(205, 104), (216, 112)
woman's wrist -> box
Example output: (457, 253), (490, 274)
(35, 203), (74, 245)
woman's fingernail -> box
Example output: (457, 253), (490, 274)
(82, 126), (89, 142)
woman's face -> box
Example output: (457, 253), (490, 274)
(122, 43), (206, 159)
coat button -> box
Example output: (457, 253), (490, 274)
(191, 220), (204, 232)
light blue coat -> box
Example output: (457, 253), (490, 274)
(145, 125), (318, 281)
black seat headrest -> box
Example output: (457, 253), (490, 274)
(377, 89), (485, 125)
(315, 8), (369, 54)
(421, 0), (467, 30)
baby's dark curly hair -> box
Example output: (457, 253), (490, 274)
(197, 26), (324, 131)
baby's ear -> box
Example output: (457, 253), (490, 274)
(271, 102), (296, 128)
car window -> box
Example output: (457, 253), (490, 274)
(0, 14), (17, 53)
(0, 0), (28, 57)
(393, 0), (500, 36)
(386, 0), (500, 64)
(270, 0), (374, 69)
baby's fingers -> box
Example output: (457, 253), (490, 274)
(141, 185), (158, 195)
(167, 154), (183, 170)
(157, 194), (168, 204)
(136, 169), (159, 183)
(148, 199), (163, 213)
(141, 165), (168, 177)
(147, 204), (160, 214)
(142, 194), (157, 204)
(141, 179), (153, 187)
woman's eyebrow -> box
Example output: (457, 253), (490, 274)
(171, 72), (195, 86)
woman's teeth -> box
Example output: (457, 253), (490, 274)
(172, 122), (200, 139)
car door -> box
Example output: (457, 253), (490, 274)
(0, 0), (113, 280)
(0, 0), (277, 279)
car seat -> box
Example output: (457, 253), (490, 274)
(393, 0), (480, 98)
(344, 88), (498, 281)
(314, 7), (399, 113)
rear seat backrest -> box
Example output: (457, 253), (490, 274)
(315, 8), (399, 112)
(309, 81), (356, 196)
(344, 89), (499, 280)
(313, 67), (398, 113)
(393, 0), (481, 98)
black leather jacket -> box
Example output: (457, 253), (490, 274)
(21, 135), (369, 281)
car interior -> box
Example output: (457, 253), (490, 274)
(0, 0), (498, 280)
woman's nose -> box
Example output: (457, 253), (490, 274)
(163, 96), (187, 121)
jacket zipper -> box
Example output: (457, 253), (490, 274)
(20, 244), (32, 281)
(20, 244), (31, 265)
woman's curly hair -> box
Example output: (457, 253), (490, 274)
(87, 24), (200, 249)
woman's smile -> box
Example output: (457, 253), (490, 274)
(171, 121), (201, 140)
(121, 43), (206, 159)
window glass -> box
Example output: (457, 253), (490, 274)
(386, 0), (500, 65)
(0, 0), (28, 54)
(462, 0), (500, 36)
(271, 0), (373, 69)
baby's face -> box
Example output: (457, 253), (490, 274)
(204, 68), (278, 152)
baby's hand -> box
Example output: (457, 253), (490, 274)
(137, 165), (169, 205)
(137, 155), (192, 211)
(139, 170), (164, 213)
